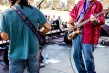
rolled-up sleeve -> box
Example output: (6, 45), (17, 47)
(38, 10), (47, 26)
(69, 6), (77, 20)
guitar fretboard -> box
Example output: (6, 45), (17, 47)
(77, 11), (104, 28)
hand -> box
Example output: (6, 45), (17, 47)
(40, 27), (49, 35)
(0, 32), (9, 41)
(90, 14), (97, 21)
(75, 28), (81, 34)
(67, 24), (74, 31)
(90, 14), (100, 24)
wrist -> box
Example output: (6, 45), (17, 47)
(97, 19), (100, 23)
(92, 19), (100, 25)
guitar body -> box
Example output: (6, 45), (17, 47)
(64, 31), (72, 45)
(68, 31), (78, 40)
(64, 30), (80, 44)
(3, 46), (9, 65)
(68, 27), (81, 40)
(38, 26), (48, 47)
(64, 27), (81, 45)
(37, 31), (46, 45)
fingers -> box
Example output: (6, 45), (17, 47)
(76, 28), (81, 34)
(90, 14), (100, 24)
(90, 14), (97, 21)
(67, 24), (74, 31)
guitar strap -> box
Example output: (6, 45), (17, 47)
(84, 1), (96, 18)
(12, 6), (44, 43)
(77, 1), (96, 32)
(78, 1), (96, 24)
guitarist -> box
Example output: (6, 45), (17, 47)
(0, 0), (51, 73)
(67, 0), (105, 73)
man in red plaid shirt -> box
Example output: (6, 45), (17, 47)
(67, 0), (105, 73)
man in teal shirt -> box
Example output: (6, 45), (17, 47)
(0, 0), (51, 73)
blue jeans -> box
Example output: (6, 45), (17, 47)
(9, 52), (40, 73)
(72, 34), (96, 73)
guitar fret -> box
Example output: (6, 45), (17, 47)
(77, 11), (105, 28)
(77, 19), (90, 28)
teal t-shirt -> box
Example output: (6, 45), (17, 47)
(0, 5), (47, 59)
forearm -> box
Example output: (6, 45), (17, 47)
(40, 27), (51, 35)
(90, 14), (105, 25)
(40, 21), (51, 35)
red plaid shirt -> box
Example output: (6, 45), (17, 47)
(70, 0), (105, 44)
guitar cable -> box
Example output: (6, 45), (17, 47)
(68, 46), (76, 73)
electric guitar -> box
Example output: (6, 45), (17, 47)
(64, 9), (109, 44)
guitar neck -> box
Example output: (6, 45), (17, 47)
(77, 19), (90, 28)
(77, 11), (104, 28)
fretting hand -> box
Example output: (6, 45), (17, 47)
(90, 14), (100, 24)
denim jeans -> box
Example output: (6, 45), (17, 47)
(72, 34), (96, 73)
(9, 52), (40, 73)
